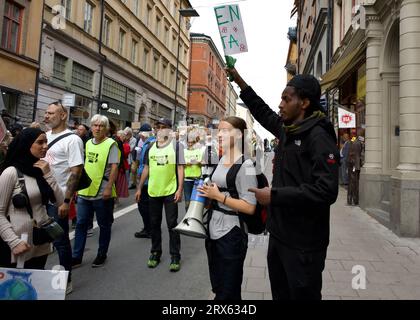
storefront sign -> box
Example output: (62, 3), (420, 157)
(62, 93), (76, 107)
(338, 107), (356, 128)
(106, 107), (121, 116)
(131, 122), (141, 130)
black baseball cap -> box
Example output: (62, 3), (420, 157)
(155, 118), (172, 128)
(287, 74), (322, 110)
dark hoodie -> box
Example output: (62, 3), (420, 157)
(240, 86), (339, 251)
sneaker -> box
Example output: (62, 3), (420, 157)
(92, 254), (107, 268)
(87, 228), (94, 237)
(147, 252), (161, 268)
(134, 229), (151, 238)
(169, 257), (180, 272)
(71, 257), (82, 269)
(66, 281), (73, 295)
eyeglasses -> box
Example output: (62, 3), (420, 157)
(51, 100), (67, 113)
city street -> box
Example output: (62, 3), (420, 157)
(46, 151), (420, 300)
(46, 192), (211, 300)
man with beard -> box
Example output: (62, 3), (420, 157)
(44, 101), (84, 295)
(226, 69), (339, 300)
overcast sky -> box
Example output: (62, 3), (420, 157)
(189, 0), (296, 140)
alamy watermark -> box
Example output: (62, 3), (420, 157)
(351, 265), (366, 290)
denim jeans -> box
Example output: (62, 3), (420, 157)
(73, 197), (114, 260)
(183, 180), (195, 211)
(47, 204), (72, 282)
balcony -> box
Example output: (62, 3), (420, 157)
(288, 27), (297, 42)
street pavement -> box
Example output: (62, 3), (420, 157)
(46, 193), (212, 300)
(242, 188), (420, 300)
(47, 152), (420, 300)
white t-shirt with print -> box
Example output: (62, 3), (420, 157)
(45, 129), (84, 193)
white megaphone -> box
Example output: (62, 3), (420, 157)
(174, 178), (208, 239)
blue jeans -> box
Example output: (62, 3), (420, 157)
(47, 204), (72, 282)
(73, 197), (114, 260)
(183, 180), (195, 211)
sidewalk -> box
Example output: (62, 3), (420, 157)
(241, 187), (420, 300)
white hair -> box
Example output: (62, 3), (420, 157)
(123, 127), (133, 136)
(90, 114), (110, 130)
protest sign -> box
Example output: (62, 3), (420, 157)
(214, 5), (248, 56)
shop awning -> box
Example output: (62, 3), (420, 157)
(320, 45), (365, 92)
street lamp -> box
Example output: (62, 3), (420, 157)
(173, 7), (199, 126)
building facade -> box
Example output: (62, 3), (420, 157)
(296, 0), (420, 237)
(358, 0), (420, 237)
(37, 0), (193, 130)
(0, 0), (43, 128)
(225, 81), (238, 117)
(188, 33), (227, 127)
(296, 0), (331, 77)
(285, 26), (298, 81)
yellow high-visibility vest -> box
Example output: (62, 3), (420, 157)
(148, 141), (177, 197)
(78, 138), (118, 198)
(184, 148), (203, 178)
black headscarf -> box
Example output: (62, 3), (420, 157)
(0, 128), (56, 205)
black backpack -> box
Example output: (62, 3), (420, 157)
(210, 156), (269, 235)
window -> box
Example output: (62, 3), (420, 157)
(84, 2), (93, 34)
(127, 89), (135, 106)
(155, 15), (161, 38)
(172, 1), (178, 17)
(184, 48), (188, 64)
(131, 39), (137, 64)
(146, 5), (152, 27)
(170, 67), (175, 90)
(118, 29), (126, 55)
(172, 34), (177, 53)
(103, 16), (111, 46)
(103, 77), (127, 103)
(72, 62), (93, 90)
(134, 0), (140, 16)
(61, 0), (72, 19)
(53, 53), (68, 81)
(1, 1), (23, 53)
(153, 56), (159, 79)
(164, 25), (169, 46)
(143, 47), (150, 72)
(162, 63), (167, 85)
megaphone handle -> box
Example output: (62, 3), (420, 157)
(16, 233), (28, 269)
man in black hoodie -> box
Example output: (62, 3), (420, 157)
(227, 68), (339, 300)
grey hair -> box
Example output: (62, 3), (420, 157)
(90, 114), (110, 130)
(123, 127), (133, 136)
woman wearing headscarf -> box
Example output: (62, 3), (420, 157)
(0, 128), (64, 269)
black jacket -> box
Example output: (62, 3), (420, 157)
(240, 86), (339, 251)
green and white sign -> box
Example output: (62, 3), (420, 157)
(214, 5), (248, 55)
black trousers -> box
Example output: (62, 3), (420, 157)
(347, 168), (360, 205)
(137, 185), (151, 232)
(205, 226), (248, 300)
(267, 235), (326, 300)
(0, 252), (48, 269)
(149, 194), (180, 259)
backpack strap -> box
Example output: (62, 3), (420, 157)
(210, 156), (248, 229)
(47, 132), (75, 149)
(15, 168), (34, 219)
